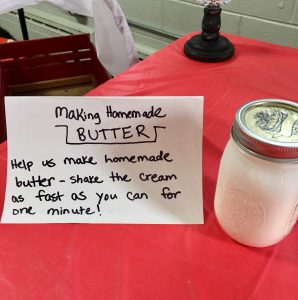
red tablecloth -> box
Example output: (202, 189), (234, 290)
(1, 33), (298, 300)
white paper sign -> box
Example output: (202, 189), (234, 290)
(2, 96), (204, 224)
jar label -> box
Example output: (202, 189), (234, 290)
(245, 106), (298, 143)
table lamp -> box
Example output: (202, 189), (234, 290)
(184, 0), (234, 62)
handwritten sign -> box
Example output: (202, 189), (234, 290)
(2, 96), (204, 224)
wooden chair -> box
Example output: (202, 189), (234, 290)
(0, 34), (110, 142)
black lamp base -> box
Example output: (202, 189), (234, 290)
(184, 33), (234, 62)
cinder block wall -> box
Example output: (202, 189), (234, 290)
(119, 0), (298, 48)
(0, 1), (297, 58)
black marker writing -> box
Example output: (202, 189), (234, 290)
(126, 191), (148, 201)
(55, 106), (101, 124)
(139, 173), (177, 183)
(13, 206), (36, 215)
(70, 174), (104, 184)
(64, 156), (97, 165)
(42, 159), (56, 168)
(15, 175), (55, 188)
(71, 191), (87, 201)
(109, 171), (131, 182)
(55, 125), (166, 145)
(35, 189), (64, 202)
(106, 105), (166, 119)
(11, 195), (24, 203)
(104, 150), (173, 164)
(161, 187), (181, 199)
(96, 192), (118, 204)
(11, 159), (33, 172)
(47, 206), (95, 215)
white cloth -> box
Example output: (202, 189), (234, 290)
(0, 0), (138, 75)
(92, 0), (139, 76)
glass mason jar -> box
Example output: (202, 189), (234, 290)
(214, 99), (298, 247)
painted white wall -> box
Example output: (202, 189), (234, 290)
(0, 0), (297, 58)
(119, 0), (298, 50)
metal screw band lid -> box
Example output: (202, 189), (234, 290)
(231, 99), (298, 161)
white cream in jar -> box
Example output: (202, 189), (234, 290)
(214, 99), (298, 247)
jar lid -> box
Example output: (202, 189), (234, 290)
(232, 99), (298, 161)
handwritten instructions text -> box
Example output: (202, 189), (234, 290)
(2, 96), (203, 224)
